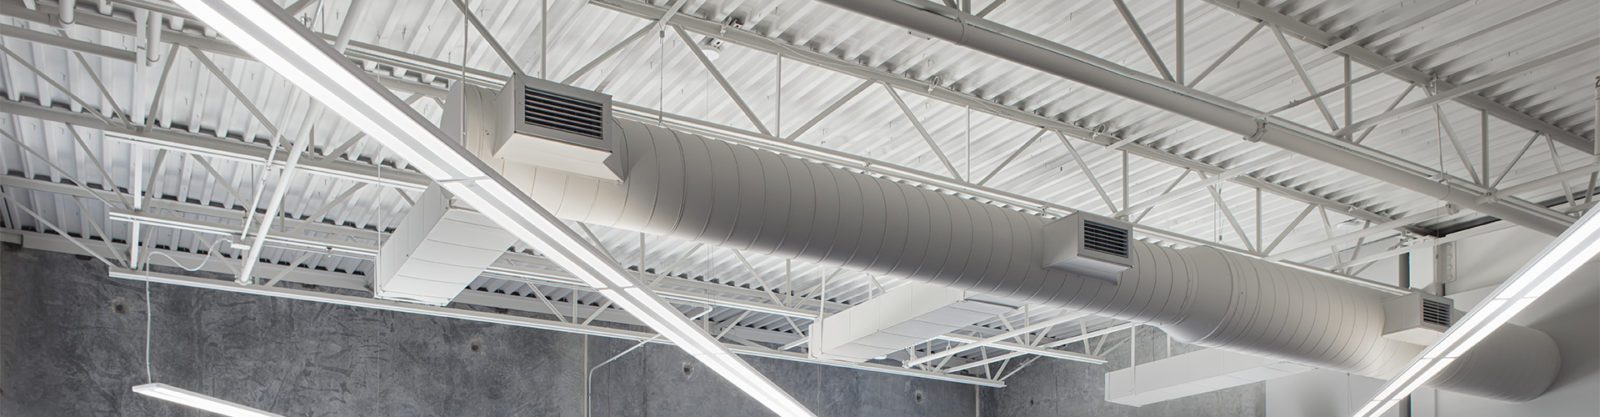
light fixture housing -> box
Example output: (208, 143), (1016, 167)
(1353, 207), (1600, 417)
(133, 383), (284, 417)
(698, 37), (724, 61)
(167, 1), (814, 416)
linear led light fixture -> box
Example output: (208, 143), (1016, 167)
(168, 1), (814, 416)
(1353, 207), (1600, 417)
(133, 383), (283, 417)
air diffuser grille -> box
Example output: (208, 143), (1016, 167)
(1422, 298), (1452, 327)
(1084, 220), (1130, 257)
(523, 86), (605, 140)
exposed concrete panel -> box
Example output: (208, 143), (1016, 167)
(0, 245), (982, 417)
(986, 326), (1267, 417)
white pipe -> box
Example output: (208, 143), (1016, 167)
(145, 12), (163, 63)
(332, 0), (368, 53)
(235, 131), (312, 284)
(59, 0), (76, 25)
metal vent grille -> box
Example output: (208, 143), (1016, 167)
(1421, 298), (1452, 327)
(523, 86), (604, 140)
(1083, 220), (1130, 258)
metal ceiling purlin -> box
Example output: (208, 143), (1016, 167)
(2, 0), (1590, 384)
(24, 0), (1409, 231)
(1202, 0), (1594, 154)
(0, 174), (1084, 382)
(816, 0), (1576, 236)
(579, 0), (1404, 225)
(0, 2), (1425, 292)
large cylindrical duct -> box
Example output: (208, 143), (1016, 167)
(484, 114), (1558, 401)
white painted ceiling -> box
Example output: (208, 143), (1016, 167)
(0, 0), (1594, 380)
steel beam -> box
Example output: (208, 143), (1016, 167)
(675, 27), (772, 136)
(0, 0), (1407, 234)
(103, 267), (1004, 387)
(0, 23), (135, 61)
(2, 169), (1109, 368)
(1340, 39), (1599, 137)
(573, 0), (1401, 226)
(817, 0), (1575, 236)
(0, 98), (431, 191)
(0, 3), (1428, 291)
(946, 322), (1137, 373)
(1110, 0), (1174, 82)
(907, 312), (1087, 367)
(2, 75), (1408, 297)
(884, 83), (963, 180)
(1268, 206), (1458, 262)
(1202, 0), (1595, 154)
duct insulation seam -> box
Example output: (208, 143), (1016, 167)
(453, 85), (1560, 401)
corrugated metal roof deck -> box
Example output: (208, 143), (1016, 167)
(1, 0), (1595, 370)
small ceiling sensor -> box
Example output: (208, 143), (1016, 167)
(699, 16), (743, 62)
(699, 37), (726, 61)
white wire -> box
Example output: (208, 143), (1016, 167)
(139, 237), (234, 383)
(140, 238), (235, 272)
(143, 239), (154, 385)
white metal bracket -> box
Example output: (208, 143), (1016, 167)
(1244, 118), (1268, 143)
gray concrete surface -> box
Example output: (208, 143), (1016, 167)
(0, 243), (1265, 417)
(983, 325), (1267, 417)
(0, 244), (979, 417)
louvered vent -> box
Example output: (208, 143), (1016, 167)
(1083, 220), (1130, 258)
(482, 75), (620, 180)
(1421, 298), (1452, 327)
(523, 86), (605, 141)
(1043, 213), (1134, 283)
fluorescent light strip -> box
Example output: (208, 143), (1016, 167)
(133, 383), (284, 417)
(1353, 207), (1600, 417)
(167, 1), (813, 416)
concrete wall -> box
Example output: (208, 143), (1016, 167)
(0, 244), (982, 417)
(984, 325), (1267, 417)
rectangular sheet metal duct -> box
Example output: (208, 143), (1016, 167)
(1105, 348), (1312, 407)
(374, 185), (518, 306)
(810, 282), (1012, 362)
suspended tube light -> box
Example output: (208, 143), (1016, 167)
(167, 1), (814, 416)
(1354, 207), (1600, 417)
(133, 383), (283, 417)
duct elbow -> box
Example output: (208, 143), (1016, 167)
(1428, 323), (1561, 402)
(1137, 246), (1562, 401)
